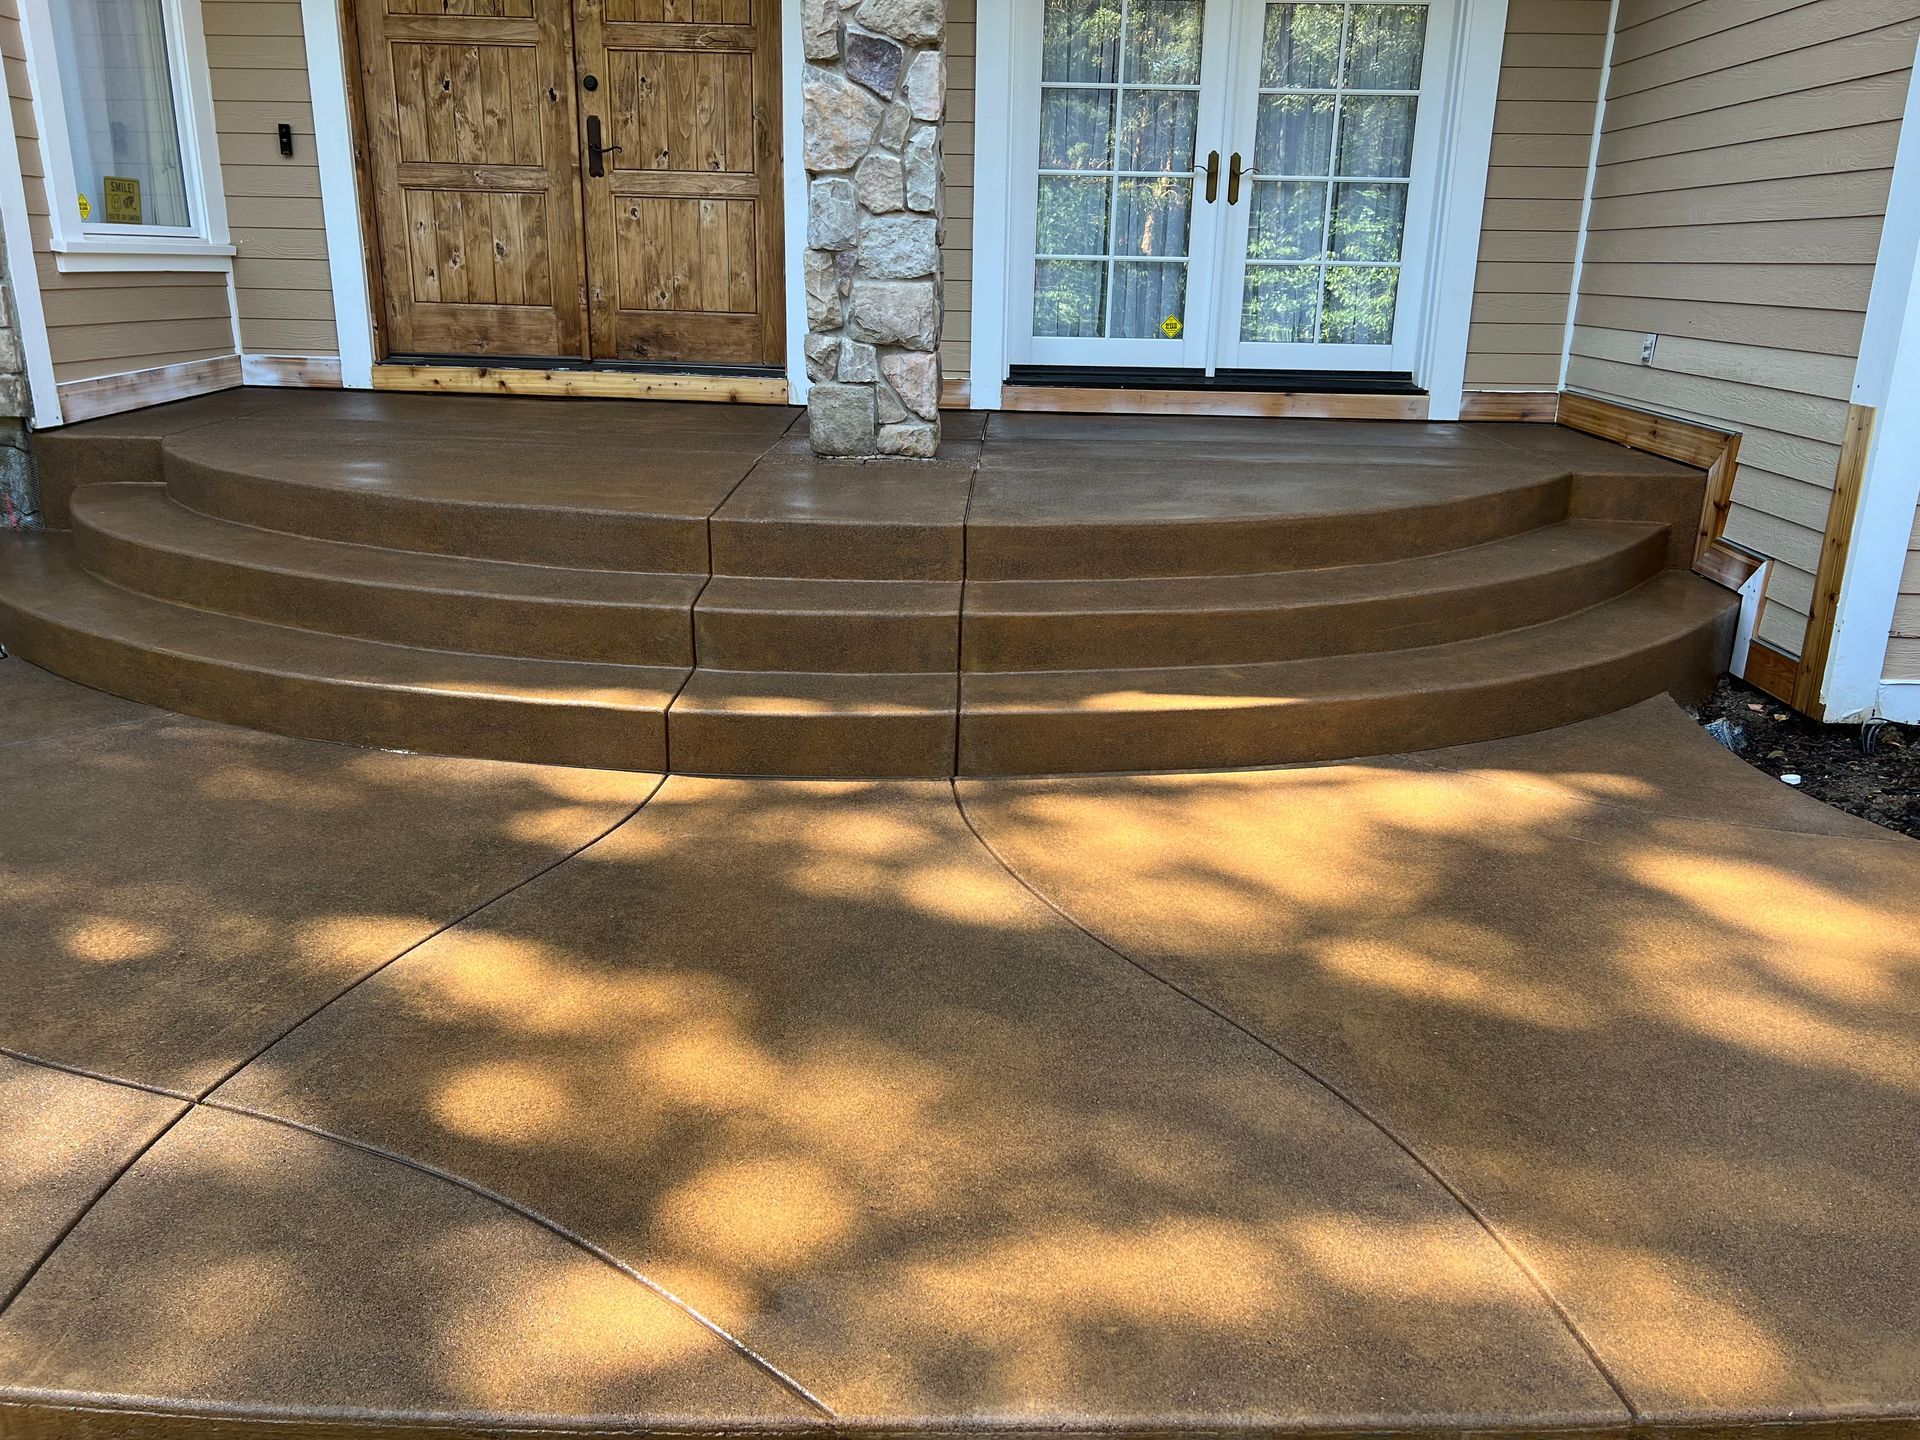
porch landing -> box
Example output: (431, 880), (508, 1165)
(2, 656), (1917, 1438)
(1, 390), (1738, 775)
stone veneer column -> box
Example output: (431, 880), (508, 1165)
(800, 0), (944, 457)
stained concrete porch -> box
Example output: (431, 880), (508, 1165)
(1, 654), (1916, 1438)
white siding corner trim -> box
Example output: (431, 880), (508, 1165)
(0, 45), (59, 427)
(1820, 44), (1920, 722)
(303, 0), (376, 389)
(781, 0), (809, 405)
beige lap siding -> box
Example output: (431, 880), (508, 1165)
(1565, 0), (1920, 656)
(2, 1), (238, 388)
(1893, 505), (1920, 681)
(205, 0), (338, 358)
(1463, 0), (1609, 392)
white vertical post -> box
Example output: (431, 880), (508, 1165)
(302, 0), (377, 388)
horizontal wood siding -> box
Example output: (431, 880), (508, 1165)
(1465, 0), (1609, 391)
(3, 0), (238, 387)
(940, 0), (973, 384)
(205, 0), (339, 356)
(1564, 0), (1920, 655)
(1896, 501), (1920, 680)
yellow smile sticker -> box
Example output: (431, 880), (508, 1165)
(1160, 314), (1184, 338)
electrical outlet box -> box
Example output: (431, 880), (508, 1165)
(1640, 333), (1659, 365)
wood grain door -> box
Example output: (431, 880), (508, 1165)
(573, 0), (785, 365)
(356, 0), (589, 359)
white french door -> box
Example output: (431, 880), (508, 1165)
(1008, 0), (1452, 375)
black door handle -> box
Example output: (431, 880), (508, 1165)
(586, 115), (621, 177)
(1227, 151), (1243, 205)
(1203, 149), (1220, 203)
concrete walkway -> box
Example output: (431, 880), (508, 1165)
(1, 655), (1916, 1437)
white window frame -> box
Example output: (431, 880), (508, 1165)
(17, 0), (235, 272)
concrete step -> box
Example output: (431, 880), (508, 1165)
(70, 484), (703, 666)
(963, 521), (1670, 671)
(0, 535), (681, 771)
(668, 669), (958, 777)
(695, 576), (961, 673)
(958, 572), (1739, 775)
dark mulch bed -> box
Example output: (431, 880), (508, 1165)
(1692, 677), (1920, 841)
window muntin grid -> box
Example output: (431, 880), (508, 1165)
(1240, 1), (1426, 346)
(1032, 0), (1206, 340)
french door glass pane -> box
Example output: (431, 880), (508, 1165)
(1033, 0), (1204, 341)
(1239, 1), (1425, 347)
(51, 0), (191, 229)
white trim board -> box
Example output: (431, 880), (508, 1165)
(1879, 681), (1920, 725)
(56, 354), (243, 424)
(1558, 0), (1615, 392)
(302, 0), (375, 389)
(0, 40), (59, 427)
(1818, 38), (1920, 722)
(967, 0), (1014, 411)
(780, 0), (810, 405)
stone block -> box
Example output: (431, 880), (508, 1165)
(844, 30), (904, 97)
(855, 152), (905, 213)
(877, 100), (910, 151)
(878, 420), (939, 457)
(804, 66), (884, 171)
(803, 334), (840, 383)
(808, 177), (858, 250)
(856, 0), (942, 45)
(905, 50), (945, 121)
(856, 213), (938, 279)
(808, 383), (879, 457)
(905, 123), (939, 212)
(879, 349), (940, 419)
(804, 249), (843, 330)
(802, 0), (839, 59)
(848, 280), (938, 350)
(838, 339), (879, 383)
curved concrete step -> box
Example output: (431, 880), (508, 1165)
(0, 535), (681, 770)
(160, 418), (764, 571)
(958, 571), (1739, 775)
(70, 484), (703, 666)
(668, 668), (958, 777)
(695, 576), (961, 673)
(963, 520), (1670, 671)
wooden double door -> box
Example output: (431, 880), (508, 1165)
(355, 0), (784, 367)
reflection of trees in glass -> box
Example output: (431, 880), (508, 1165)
(1036, 260), (1106, 336)
(1115, 90), (1198, 171)
(1039, 90), (1114, 170)
(1124, 0), (1203, 83)
(1336, 95), (1416, 177)
(1328, 182), (1404, 260)
(1038, 175), (1110, 254)
(1261, 3), (1342, 87)
(1043, 0), (1121, 81)
(1344, 4), (1425, 87)
(1320, 264), (1396, 343)
(1242, 264), (1317, 342)
(1246, 180), (1324, 261)
(1116, 177), (1191, 256)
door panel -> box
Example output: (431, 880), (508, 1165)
(356, 0), (589, 358)
(575, 0), (785, 365)
(1012, 0), (1236, 369)
(1212, 0), (1443, 370)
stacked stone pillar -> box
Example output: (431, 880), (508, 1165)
(800, 0), (944, 457)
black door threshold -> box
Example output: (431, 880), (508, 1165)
(1008, 366), (1424, 396)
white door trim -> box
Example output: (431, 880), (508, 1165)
(1816, 36), (1920, 721)
(303, 0), (377, 389)
(781, 0), (810, 403)
(974, 0), (1505, 405)
(1402, 0), (1503, 420)
(0, 44), (60, 427)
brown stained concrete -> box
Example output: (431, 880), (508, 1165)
(0, 659), (660, 1095)
(0, 1106), (814, 1425)
(958, 698), (1920, 1423)
(3, 660), (1917, 1437)
(0, 1056), (185, 1303)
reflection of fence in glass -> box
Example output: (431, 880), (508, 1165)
(1033, 0), (1204, 340)
(1240, 1), (1425, 346)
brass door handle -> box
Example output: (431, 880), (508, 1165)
(1227, 151), (1244, 205)
(1203, 149), (1220, 203)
